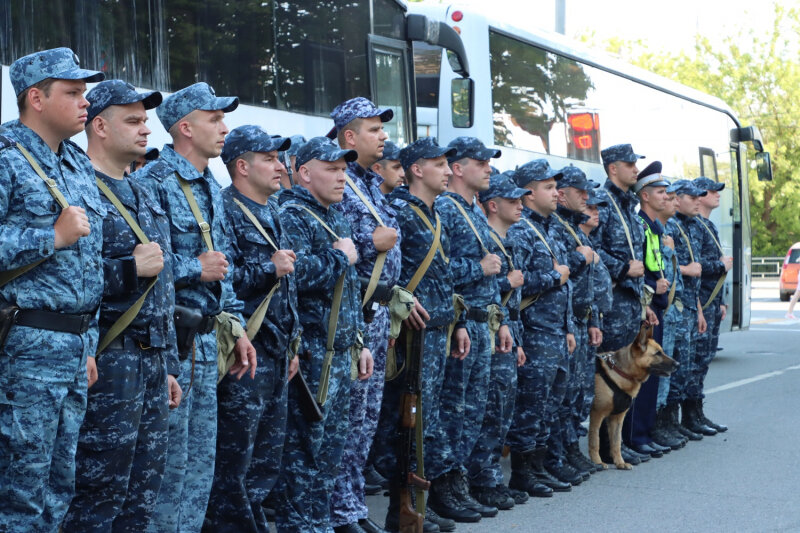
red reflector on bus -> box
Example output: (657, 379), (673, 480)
(574, 135), (593, 149)
(568, 113), (594, 132)
(452, 10), (464, 22)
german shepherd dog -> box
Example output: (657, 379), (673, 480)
(588, 324), (678, 470)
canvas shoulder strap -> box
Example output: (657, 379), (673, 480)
(445, 195), (488, 254)
(553, 212), (582, 246)
(0, 143), (71, 287)
(406, 205), (442, 294)
(94, 177), (158, 355)
(522, 217), (557, 260)
(694, 217), (727, 310)
(488, 230), (515, 306)
(345, 176), (387, 307)
(176, 174), (214, 251)
(604, 189), (635, 257)
(675, 221), (695, 263)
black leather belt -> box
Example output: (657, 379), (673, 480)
(105, 335), (152, 351)
(507, 308), (520, 321)
(14, 309), (93, 335)
(466, 307), (489, 323)
(198, 315), (216, 334)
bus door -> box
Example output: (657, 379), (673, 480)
(368, 35), (413, 146)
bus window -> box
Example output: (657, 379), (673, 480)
(370, 37), (411, 146)
(414, 42), (442, 109)
(699, 147), (719, 181)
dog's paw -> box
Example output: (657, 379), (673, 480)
(597, 462), (609, 470)
(615, 462), (633, 470)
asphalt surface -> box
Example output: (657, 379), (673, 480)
(361, 281), (800, 532)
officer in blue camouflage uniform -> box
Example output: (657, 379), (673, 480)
(550, 166), (603, 477)
(328, 97), (402, 533)
(650, 181), (689, 450)
(467, 172), (530, 510)
(504, 159), (578, 495)
(373, 137), (465, 532)
(277, 134), (306, 195)
(373, 140), (406, 196)
(430, 136), (513, 522)
(274, 137), (373, 532)
(138, 82), (257, 533)
(688, 176), (731, 434)
(203, 126), (301, 532)
(665, 179), (710, 442)
(63, 80), (180, 533)
(0, 47), (106, 532)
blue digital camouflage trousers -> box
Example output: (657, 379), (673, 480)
(203, 336), (288, 533)
(687, 300), (722, 400)
(330, 306), (389, 527)
(149, 331), (218, 533)
(0, 326), (90, 533)
(600, 288), (642, 352)
(666, 305), (697, 405)
(563, 320), (589, 446)
(373, 324), (450, 483)
(657, 304), (680, 409)
(273, 334), (352, 532)
(435, 319), (491, 474)
(64, 340), (168, 533)
(507, 331), (568, 454)
(465, 334), (517, 488)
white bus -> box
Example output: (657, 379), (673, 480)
(0, 0), (470, 181)
(409, 3), (773, 332)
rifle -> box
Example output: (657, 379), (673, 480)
(398, 326), (430, 533)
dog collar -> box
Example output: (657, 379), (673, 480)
(597, 352), (636, 382)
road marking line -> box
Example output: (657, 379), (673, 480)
(705, 364), (800, 395)
(750, 327), (800, 332)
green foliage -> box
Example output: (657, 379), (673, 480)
(594, 3), (800, 255)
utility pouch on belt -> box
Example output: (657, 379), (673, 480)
(174, 305), (203, 360)
(0, 305), (19, 349)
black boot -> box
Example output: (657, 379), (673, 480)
(364, 464), (389, 494)
(470, 485), (514, 511)
(698, 399), (728, 433)
(682, 399), (717, 436)
(672, 401), (702, 441)
(425, 506), (456, 532)
(497, 483), (529, 505)
(530, 447), (571, 492)
(450, 470), (498, 518)
(427, 471), (481, 523)
(663, 403), (689, 446)
(508, 451), (553, 498)
(566, 442), (602, 473)
(650, 406), (685, 450)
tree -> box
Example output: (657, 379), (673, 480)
(595, 3), (800, 256)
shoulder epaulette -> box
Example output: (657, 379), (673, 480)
(0, 134), (15, 150)
(143, 159), (173, 182)
(62, 138), (87, 156)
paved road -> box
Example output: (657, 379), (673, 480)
(363, 281), (800, 532)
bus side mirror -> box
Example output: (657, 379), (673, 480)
(451, 78), (474, 128)
(755, 151), (773, 181)
(407, 14), (470, 77)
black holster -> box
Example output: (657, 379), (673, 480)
(0, 305), (19, 349)
(174, 305), (203, 361)
(293, 355), (323, 423)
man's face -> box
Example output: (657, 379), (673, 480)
(492, 196), (524, 225)
(417, 156), (452, 195)
(184, 109), (229, 159)
(99, 101), (151, 161)
(663, 192), (678, 218)
(246, 150), (285, 196)
(611, 160), (639, 188)
(677, 194), (701, 216)
(376, 160), (405, 192)
(583, 204), (600, 229)
(526, 179), (558, 215)
(456, 158), (492, 192)
(39, 79), (90, 138)
(303, 158), (348, 207)
(351, 116), (388, 164)
(699, 188), (720, 210)
(643, 185), (669, 213)
(558, 186), (588, 212)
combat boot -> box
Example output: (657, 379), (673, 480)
(544, 455), (584, 485)
(470, 485), (514, 511)
(670, 401), (701, 441)
(497, 483), (529, 505)
(364, 464), (389, 494)
(566, 442), (602, 473)
(682, 399), (717, 436)
(650, 407), (685, 450)
(698, 399), (728, 433)
(508, 450), (553, 498)
(530, 447), (571, 492)
(427, 471), (481, 523)
(450, 470), (498, 518)
(425, 506), (456, 532)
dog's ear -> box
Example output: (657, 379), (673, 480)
(635, 323), (651, 352)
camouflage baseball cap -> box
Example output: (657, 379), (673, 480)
(671, 178), (707, 197)
(144, 146), (160, 161)
(632, 161), (670, 193)
(156, 82), (239, 131)
(693, 176), (725, 192)
(221, 125), (291, 164)
(557, 165), (598, 191)
(586, 187), (609, 206)
(10, 47), (105, 96)
(398, 137), (456, 171)
(285, 135), (307, 157)
(326, 97), (394, 139)
(514, 159), (563, 188)
(665, 180), (681, 194)
(379, 140), (402, 162)
(479, 172), (531, 203)
(446, 136), (501, 163)
(600, 143), (645, 167)
(85, 79), (162, 123)
(295, 136), (358, 168)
